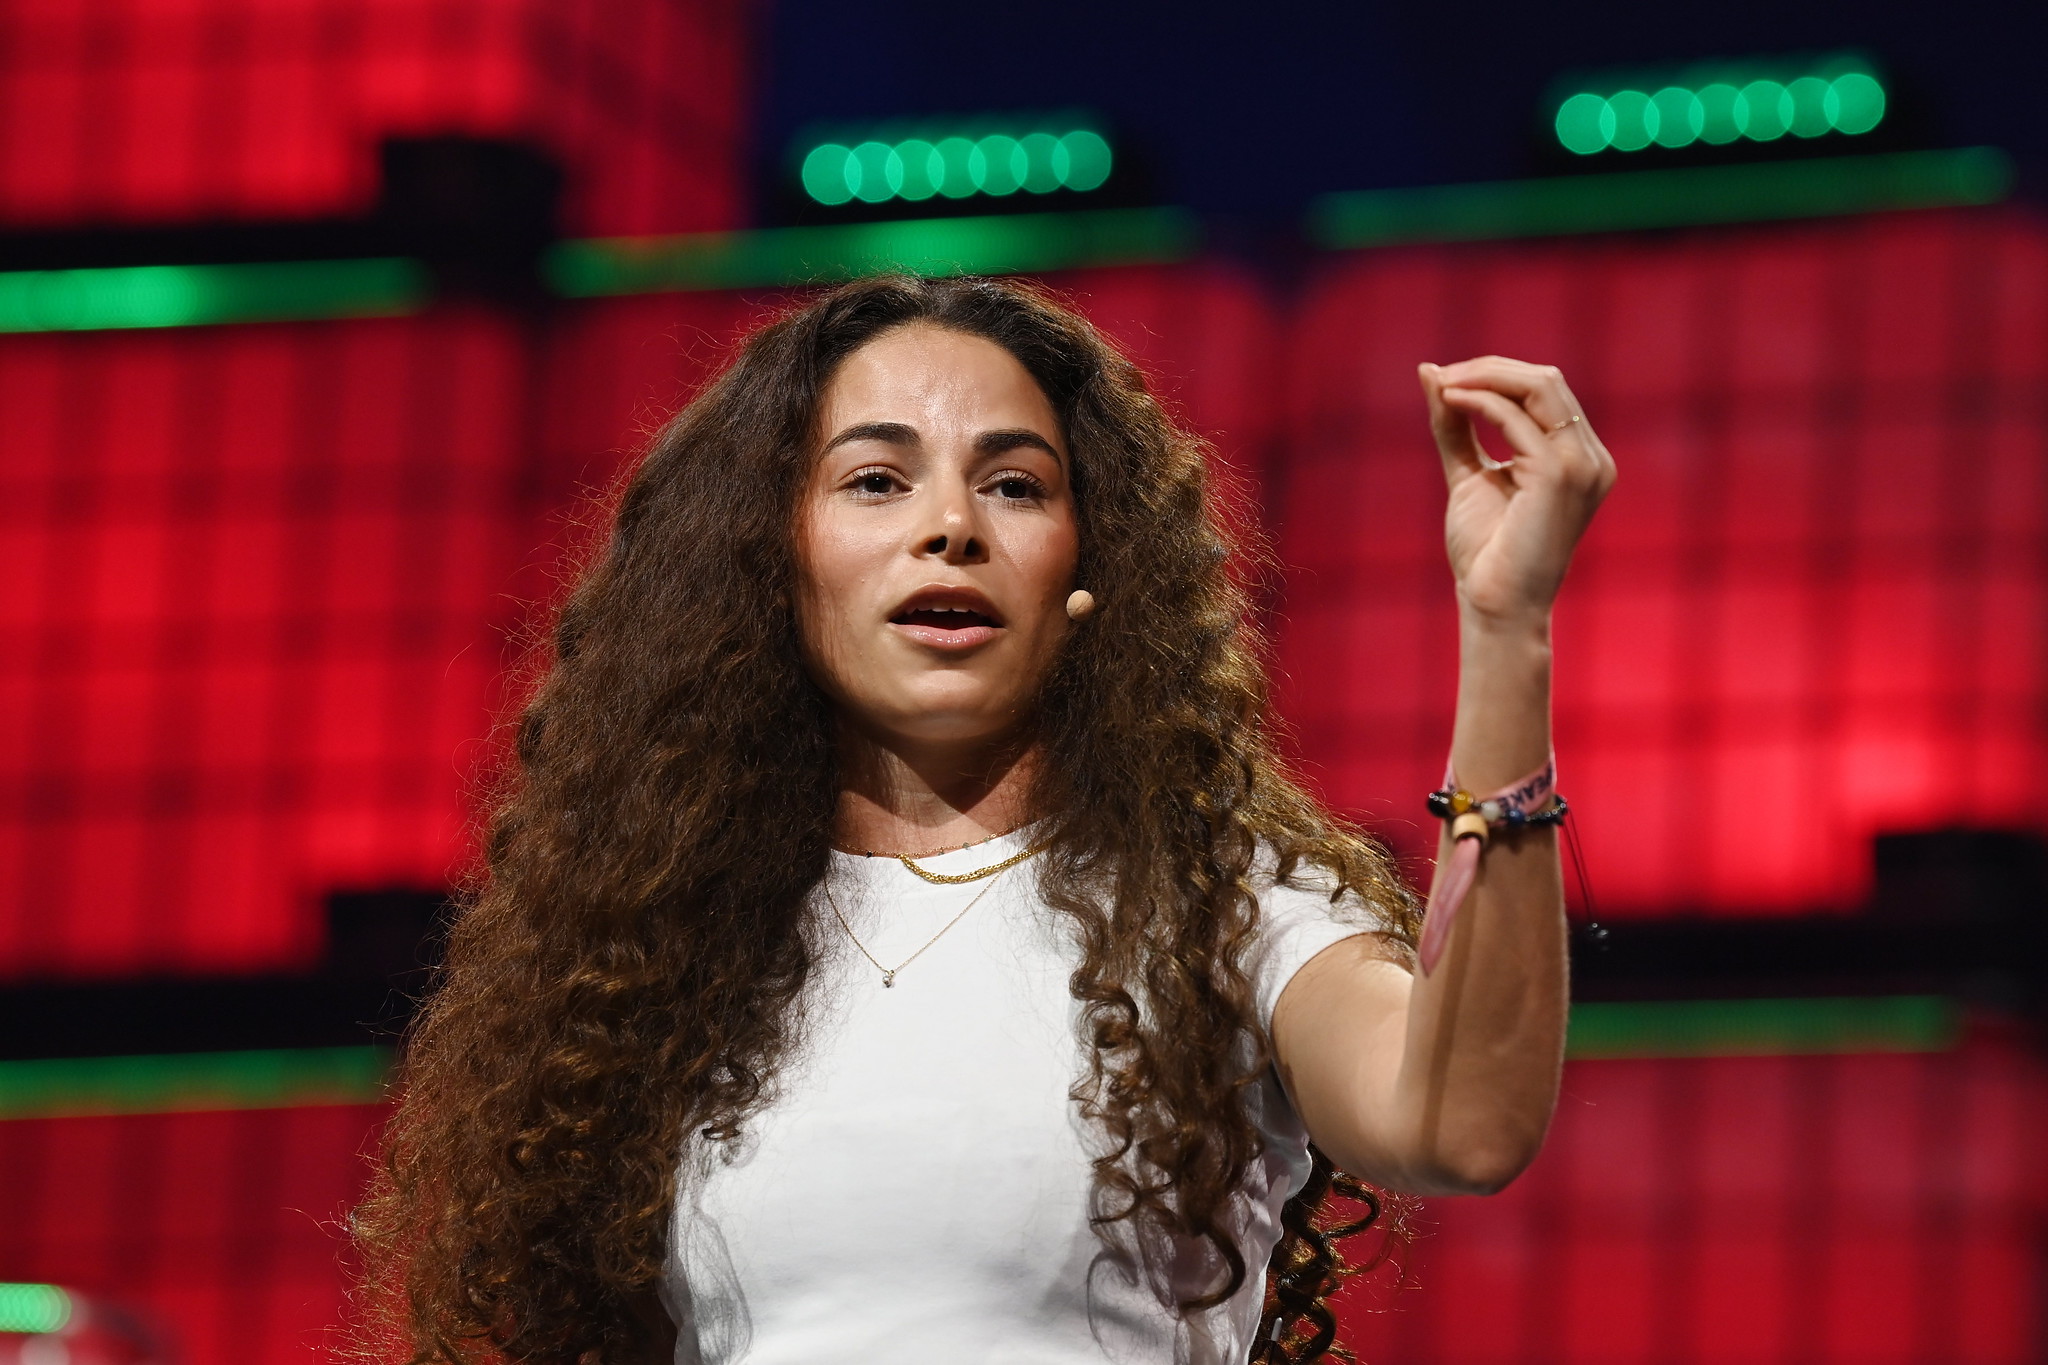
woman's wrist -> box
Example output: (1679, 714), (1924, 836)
(1450, 604), (1554, 793)
(1457, 609), (1553, 683)
(1455, 592), (1554, 648)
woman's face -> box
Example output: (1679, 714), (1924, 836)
(797, 323), (1080, 751)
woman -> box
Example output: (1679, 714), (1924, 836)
(350, 274), (1614, 1365)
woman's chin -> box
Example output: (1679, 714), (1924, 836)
(851, 688), (1031, 750)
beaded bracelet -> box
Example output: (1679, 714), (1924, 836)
(1425, 787), (1570, 834)
(1416, 756), (1567, 974)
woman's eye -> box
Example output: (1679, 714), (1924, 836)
(993, 476), (1041, 500)
(853, 472), (897, 495)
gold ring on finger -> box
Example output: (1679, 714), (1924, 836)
(1547, 413), (1583, 434)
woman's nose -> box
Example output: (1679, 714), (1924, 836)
(917, 486), (986, 562)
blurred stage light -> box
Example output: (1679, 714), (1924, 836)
(799, 126), (1112, 207)
(1566, 996), (1957, 1060)
(0, 1286), (71, 1336)
(1310, 147), (2009, 249)
(547, 206), (1193, 296)
(1554, 56), (1885, 155)
(0, 1047), (390, 1119)
(0, 259), (427, 332)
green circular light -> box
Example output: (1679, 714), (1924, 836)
(801, 143), (854, 205)
(1788, 76), (1833, 137)
(0, 1284), (73, 1336)
(1555, 92), (1611, 155)
(1696, 83), (1742, 144)
(1827, 72), (1886, 134)
(1736, 80), (1792, 141)
(1055, 130), (1112, 190)
(934, 137), (978, 197)
(1606, 90), (1657, 152)
(847, 140), (897, 202)
(894, 139), (940, 200)
(974, 135), (1025, 195)
(1019, 132), (1061, 192)
(1651, 86), (1703, 147)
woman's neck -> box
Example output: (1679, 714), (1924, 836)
(833, 726), (1040, 856)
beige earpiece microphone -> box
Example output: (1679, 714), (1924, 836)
(1065, 590), (1096, 621)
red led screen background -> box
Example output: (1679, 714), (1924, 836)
(1276, 208), (2048, 914)
(0, 313), (535, 976)
(0, 0), (746, 234)
(0, 1104), (386, 1364)
(4, 3), (2048, 1346)
(1, 1045), (2037, 1365)
(1343, 1040), (2045, 1365)
(5, 220), (2045, 1360)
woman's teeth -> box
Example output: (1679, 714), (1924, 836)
(899, 607), (993, 627)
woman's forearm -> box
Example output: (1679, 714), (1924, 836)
(1387, 607), (1568, 1193)
(1272, 356), (1608, 1195)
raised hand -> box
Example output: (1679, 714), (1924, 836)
(1419, 357), (1616, 628)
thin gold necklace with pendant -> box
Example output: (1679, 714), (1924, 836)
(822, 853), (1035, 987)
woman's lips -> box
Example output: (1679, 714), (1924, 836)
(889, 606), (1000, 650)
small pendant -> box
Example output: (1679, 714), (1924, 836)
(882, 971), (896, 988)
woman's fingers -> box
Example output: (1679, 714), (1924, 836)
(1447, 385), (1615, 495)
(1433, 355), (1584, 430)
(1437, 366), (1617, 495)
(1424, 354), (1617, 501)
(1418, 362), (1497, 479)
(1439, 385), (1558, 470)
(1420, 354), (1618, 622)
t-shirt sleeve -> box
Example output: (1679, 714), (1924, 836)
(1247, 862), (1404, 1041)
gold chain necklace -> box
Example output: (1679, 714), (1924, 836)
(837, 833), (1050, 885)
(823, 871), (1009, 987)
(891, 839), (1048, 885)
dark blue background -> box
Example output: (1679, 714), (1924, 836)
(750, 0), (2042, 222)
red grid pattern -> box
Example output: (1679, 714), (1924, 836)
(0, 0), (746, 235)
(1346, 1041), (2046, 1365)
(0, 1103), (385, 1365)
(0, 1045), (2035, 1365)
(537, 288), (770, 505)
(1043, 262), (1283, 510)
(1275, 208), (2048, 914)
(3, 223), (2045, 1357)
(0, 312), (534, 977)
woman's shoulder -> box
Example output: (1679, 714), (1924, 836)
(1247, 843), (1409, 937)
(1241, 843), (1413, 1035)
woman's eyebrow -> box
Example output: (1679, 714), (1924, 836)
(823, 421), (920, 452)
(975, 428), (1062, 460)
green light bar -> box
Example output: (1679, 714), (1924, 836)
(0, 258), (429, 334)
(1566, 995), (1959, 1060)
(545, 206), (1198, 297)
(0, 1284), (72, 1335)
(1310, 147), (2011, 250)
(1555, 56), (1886, 156)
(803, 130), (1112, 206)
(0, 998), (1952, 1126)
(0, 1046), (389, 1120)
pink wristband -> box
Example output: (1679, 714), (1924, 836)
(1416, 756), (1558, 975)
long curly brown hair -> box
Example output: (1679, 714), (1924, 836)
(348, 273), (1420, 1365)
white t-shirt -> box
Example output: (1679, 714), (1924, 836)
(663, 830), (1391, 1365)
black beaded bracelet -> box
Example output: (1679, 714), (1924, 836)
(1426, 788), (1570, 828)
